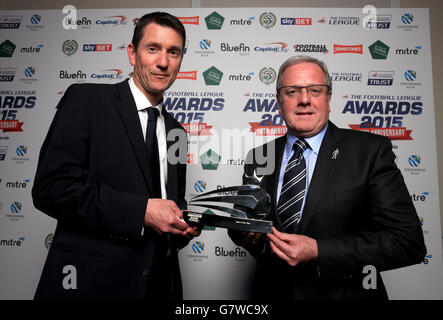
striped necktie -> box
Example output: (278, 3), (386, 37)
(276, 139), (308, 233)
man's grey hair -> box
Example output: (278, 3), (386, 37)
(276, 55), (332, 95)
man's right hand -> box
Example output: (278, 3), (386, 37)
(228, 229), (266, 258)
(144, 198), (199, 238)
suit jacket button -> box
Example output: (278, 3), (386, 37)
(142, 268), (150, 277)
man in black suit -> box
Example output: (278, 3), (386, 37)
(32, 12), (200, 300)
(229, 55), (426, 300)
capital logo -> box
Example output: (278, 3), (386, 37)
(96, 15), (127, 25)
(199, 39), (211, 50)
(0, 16), (22, 29)
(192, 240), (205, 254)
(203, 66), (223, 85)
(205, 12), (224, 30)
(194, 180), (207, 192)
(30, 14), (42, 24)
(16, 145), (27, 156)
(259, 12), (276, 29)
(200, 149), (221, 170)
(90, 69), (123, 80)
(62, 39), (78, 56)
(368, 40), (389, 59)
(10, 201), (22, 214)
(404, 70), (417, 81)
(0, 40), (16, 57)
(408, 155), (421, 167)
(255, 42), (288, 53)
(401, 13), (414, 24)
(24, 67), (36, 78)
(0, 146), (7, 160)
(259, 67), (276, 85)
(0, 68), (16, 82)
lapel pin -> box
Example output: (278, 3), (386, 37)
(332, 148), (339, 160)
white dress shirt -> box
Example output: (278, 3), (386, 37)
(128, 77), (168, 199)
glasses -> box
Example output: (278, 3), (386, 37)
(277, 84), (330, 98)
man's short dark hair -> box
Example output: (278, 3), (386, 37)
(131, 12), (186, 52)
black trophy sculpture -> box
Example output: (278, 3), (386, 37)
(183, 171), (273, 233)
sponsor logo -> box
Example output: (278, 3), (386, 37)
(0, 68), (16, 82)
(367, 71), (394, 86)
(203, 66), (223, 86)
(205, 12), (224, 30)
(177, 71), (197, 80)
(230, 17), (255, 26)
(368, 40), (389, 59)
(398, 13), (418, 31)
(255, 42), (288, 53)
(187, 240), (209, 261)
(259, 67), (276, 85)
(195, 39), (215, 56)
(26, 14), (44, 30)
(228, 72), (254, 81)
(215, 246), (247, 262)
(404, 155), (426, 175)
(334, 44), (363, 54)
(90, 69), (123, 80)
(21, 44), (43, 53)
(6, 201), (25, 221)
(0, 146), (7, 160)
(5, 178), (30, 189)
(331, 72), (362, 82)
(200, 149), (221, 170)
(0, 40), (16, 57)
(396, 45), (421, 55)
(220, 42), (250, 55)
(411, 192), (429, 203)
(327, 16), (360, 25)
(0, 236), (24, 247)
(96, 15), (127, 26)
(293, 44), (328, 54)
(194, 180), (207, 193)
(177, 16), (199, 25)
(83, 44), (112, 52)
(21, 67), (38, 83)
(408, 154), (421, 167)
(30, 14), (41, 24)
(62, 39), (78, 56)
(281, 17), (312, 25)
(401, 70), (421, 88)
(364, 14), (391, 29)
(65, 16), (91, 28)
(0, 15), (22, 29)
(259, 12), (276, 29)
(16, 145), (27, 157)
(59, 70), (87, 80)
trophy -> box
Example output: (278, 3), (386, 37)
(183, 171), (273, 233)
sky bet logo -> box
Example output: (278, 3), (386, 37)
(281, 17), (312, 25)
(83, 44), (112, 52)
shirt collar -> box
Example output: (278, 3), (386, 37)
(285, 123), (328, 156)
(128, 77), (163, 112)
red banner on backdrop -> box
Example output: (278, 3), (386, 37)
(181, 123), (212, 136)
(0, 120), (24, 132)
(249, 122), (287, 136)
(349, 124), (413, 140)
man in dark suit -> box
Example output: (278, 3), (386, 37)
(229, 55), (426, 300)
(32, 12), (200, 300)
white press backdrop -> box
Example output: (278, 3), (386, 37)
(0, 7), (442, 299)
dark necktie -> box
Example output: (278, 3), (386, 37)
(276, 139), (308, 233)
(146, 107), (161, 197)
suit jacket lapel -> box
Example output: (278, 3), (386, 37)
(297, 121), (346, 234)
(113, 79), (155, 195)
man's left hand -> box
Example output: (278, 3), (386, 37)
(267, 227), (318, 266)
